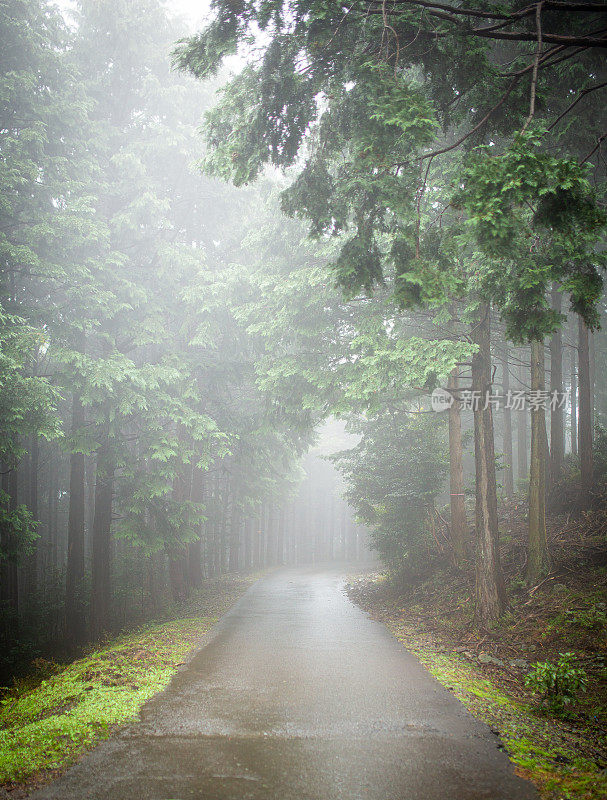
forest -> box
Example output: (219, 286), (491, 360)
(0, 1), (606, 799)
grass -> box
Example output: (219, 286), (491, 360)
(0, 573), (259, 789)
(386, 613), (607, 800)
(0, 616), (214, 783)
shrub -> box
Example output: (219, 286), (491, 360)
(524, 652), (588, 716)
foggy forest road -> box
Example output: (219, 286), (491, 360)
(32, 568), (538, 800)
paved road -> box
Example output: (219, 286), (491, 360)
(33, 568), (538, 800)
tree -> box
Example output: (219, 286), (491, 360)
(175, 1), (602, 621)
(332, 411), (448, 577)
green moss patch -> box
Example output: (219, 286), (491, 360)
(0, 574), (259, 789)
(388, 621), (607, 800)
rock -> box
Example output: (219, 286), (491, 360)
(478, 653), (505, 666)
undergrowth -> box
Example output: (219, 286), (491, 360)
(0, 574), (258, 789)
(388, 621), (607, 800)
(0, 617), (213, 783)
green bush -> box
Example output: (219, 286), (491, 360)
(565, 606), (607, 631)
(524, 652), (588, 716)
(331, 413), (449, 576)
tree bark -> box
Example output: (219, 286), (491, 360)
(527, 340), (550, 584)
(168, 459), (191, 602)
(570, 345), (577, 456)
(447, 368), (468, 564)
(549, 289), (564, 489)
(501, 347), (514, 498)
(471, 305), (506, 625)
(24, 435), (39, 593)
(66, 386), (86, 644)
(277, 506), (286, 565)
(228, 506), (241, 572)
(578, 316), (594, 497)
(244, 516), (253, 570)
(265, 502), (276, 566)
(517, 359), (528, 486)
(90, 441), (114, 639)
(187, 464), (205, 588)
(0, 464), (20, 642)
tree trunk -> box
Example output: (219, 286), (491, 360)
(66, 387), (86, 644)
(48, 449), (58, 572)
(25, 435), (39, 592)
(527, 340), (550, 584)
(168, 460), (191, 602)
(590, 329), (595, 436)
(471, 305), (506, 625)
(447, 368), (468, 564)
(265, 502), (276, 566)
(501, 347), (514, 498)
(549, 289), (564, 489)
(0, 464), (20, 642)
(517, 359), (528, 486)
(229, 506), (240, 572)
(187, 465), (205, 588)
(578, 316), (593, 497)
(90, 441), (114, 639)
(277, 506), (286, 565)
(244, 516), (253, 570)
(570, 345), (577, 456)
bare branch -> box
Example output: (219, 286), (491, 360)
(581, 131), (607, 163)
(521, 2), (544, 134)
(547, 80), (607, 131)
(417, 76), (522, 162)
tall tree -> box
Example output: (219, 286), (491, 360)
(578, 317), (594, 496)
(501, 345), (514, 499)
(177, 0), (605, 621)
(447, 367), (468, 563)
(527, 341), (549, 584)
(549, 288), (565, 491)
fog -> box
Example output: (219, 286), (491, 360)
(2, 0), (605, 732)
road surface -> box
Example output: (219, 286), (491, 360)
(33, 567), (538, 800)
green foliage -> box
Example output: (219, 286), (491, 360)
(524, 653), (588, 716)
(0, 614), (219, 782)
(592, 424), (607, 484)
(332, 412), (448, 574)
(0, 492), (38, 565)
(564, 606), (607, 632)
(455, 132), (606, 341)
(177, 0), (607, 352)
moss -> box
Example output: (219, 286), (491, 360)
(0, 615), (219, 783)
(388, 622), (607, 800)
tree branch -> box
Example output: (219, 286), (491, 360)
(547, 80), (607, 131)
(417, 75), (522, 162)
(521, 2), (544, 134)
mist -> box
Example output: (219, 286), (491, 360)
(1, 1), (606, 798)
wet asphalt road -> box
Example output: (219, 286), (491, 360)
(32, 567), (538, 800)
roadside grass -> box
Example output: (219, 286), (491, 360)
(388, 621), (607, 800)
(0, 574), (259, 790)
(346, 496), (607, 800)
